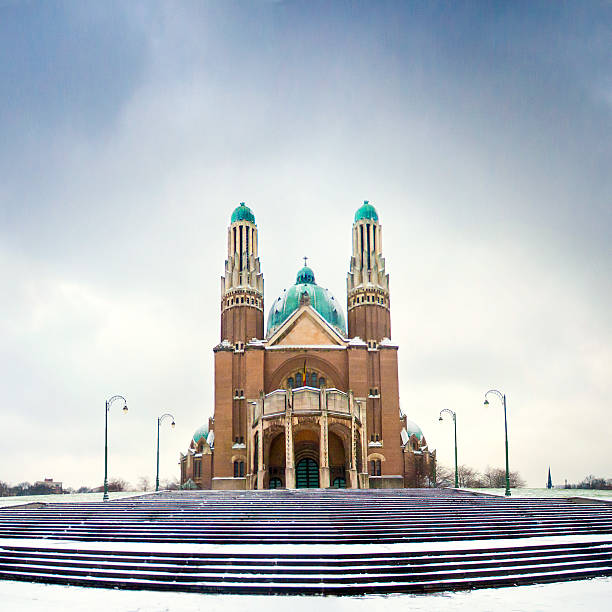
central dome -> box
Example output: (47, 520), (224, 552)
(267, 266), (346, 337)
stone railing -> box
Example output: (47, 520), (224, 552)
(264, 389), (287, 416)
(292, 387), (321, 412)
(252, 387), (358, 423)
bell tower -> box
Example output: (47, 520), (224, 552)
(220, 203), (264, 343)
(347, 201), (391, 342)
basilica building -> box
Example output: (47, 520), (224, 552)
(179, 202), (435, 489)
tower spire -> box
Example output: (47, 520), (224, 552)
(220, 202), (264, 343)
(347, 200), (391, 341)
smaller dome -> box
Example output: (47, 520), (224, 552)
(405, 419), (423, 441)
(231, 202), (256, 224)
(296, 266), (315, 284)
(354, 200), (379, 223)
(193, 425), (209, 444)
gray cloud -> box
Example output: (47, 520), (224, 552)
(0, 1), (610, 488)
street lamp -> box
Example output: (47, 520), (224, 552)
(439, 409), (458, 488)
(156, 413), (176, 492)
(484, 389), (511, 497)
(104, 395), (128, 501)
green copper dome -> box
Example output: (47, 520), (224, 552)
(231, 202), (255, 224)
(193, 425), (209, 444)
(296, 266), (315, 284)
(405, 419), (423, 441)
(354, 200), (378, 223)
(267, 266), (346, 337)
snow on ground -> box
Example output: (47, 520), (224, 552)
(2, 489), (611, 508)
(1, 533), (610, 556)
(461, 488), (612, 500)
(0, 491), (147, 508)
(0, 577), (610, 611)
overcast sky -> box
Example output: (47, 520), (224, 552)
(1, 1), (610, 490)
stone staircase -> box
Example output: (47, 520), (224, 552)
(0, 489), (611, 594)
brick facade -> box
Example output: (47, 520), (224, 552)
(179, 202), (435, 489)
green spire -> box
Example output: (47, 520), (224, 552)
(354, 200), (379, 223)
(231, 202), (256, 224)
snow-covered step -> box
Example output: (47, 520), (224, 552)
(1, 563), (611, 595)
(1, 489), (612, 594)
(0, 551), (610, 579)
(0, 537), (610, 595)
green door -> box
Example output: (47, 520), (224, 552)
(269, 477), (282, 489)
(296, 458), (319, 488)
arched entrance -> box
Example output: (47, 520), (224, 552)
(296, 458), (319, 488)
(269, 477), (282, 489)
(266, 431), (286, 489)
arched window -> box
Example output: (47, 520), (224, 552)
(287, 377), (294, 389)
(318, 377), (326, 388)
(369, 460), (381, 476)
(310, 372), (317, 387)
(233, 461), (245, 478)
(296, 372), (303, 387)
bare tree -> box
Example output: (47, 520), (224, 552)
(483, 466), (505, 488)
(137, 476), (151, 492)
(435, 464), (454, 488)
(509, 470), (526, 488)
(161, 476), (179, 491)
(457, 465), (483, 488)
(107, 478), (128, 492)
(483, 466), (525, 488)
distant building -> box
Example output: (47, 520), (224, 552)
(180, 202), (435, 489)
(34, 478), (63, 493)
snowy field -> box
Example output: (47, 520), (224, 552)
(2, 488), (611, 509)
(0, 491), (146, 508)
(1, 577), (611, 611)
(461, 487), (612, 500)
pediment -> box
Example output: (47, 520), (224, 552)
(267, 306), (345, 347)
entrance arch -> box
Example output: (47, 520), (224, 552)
(296, 458), (319, 488)
(269, 477), (282, 489)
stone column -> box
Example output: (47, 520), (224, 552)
(256, 415), (265, 490)
(358, 398), (370, 489)
(284, 393), (295, 489)
(348, 392), (358, 488)
(320, 390), (330, 488)
(247, 401), (254, 490)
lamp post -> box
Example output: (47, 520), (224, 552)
(484, 389), (511, 497)
(156, 413), (176, 492)
(438, 409), (458, 488)
(104, 395), (128, 501)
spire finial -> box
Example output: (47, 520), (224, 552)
(303, 256), (308, 266)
